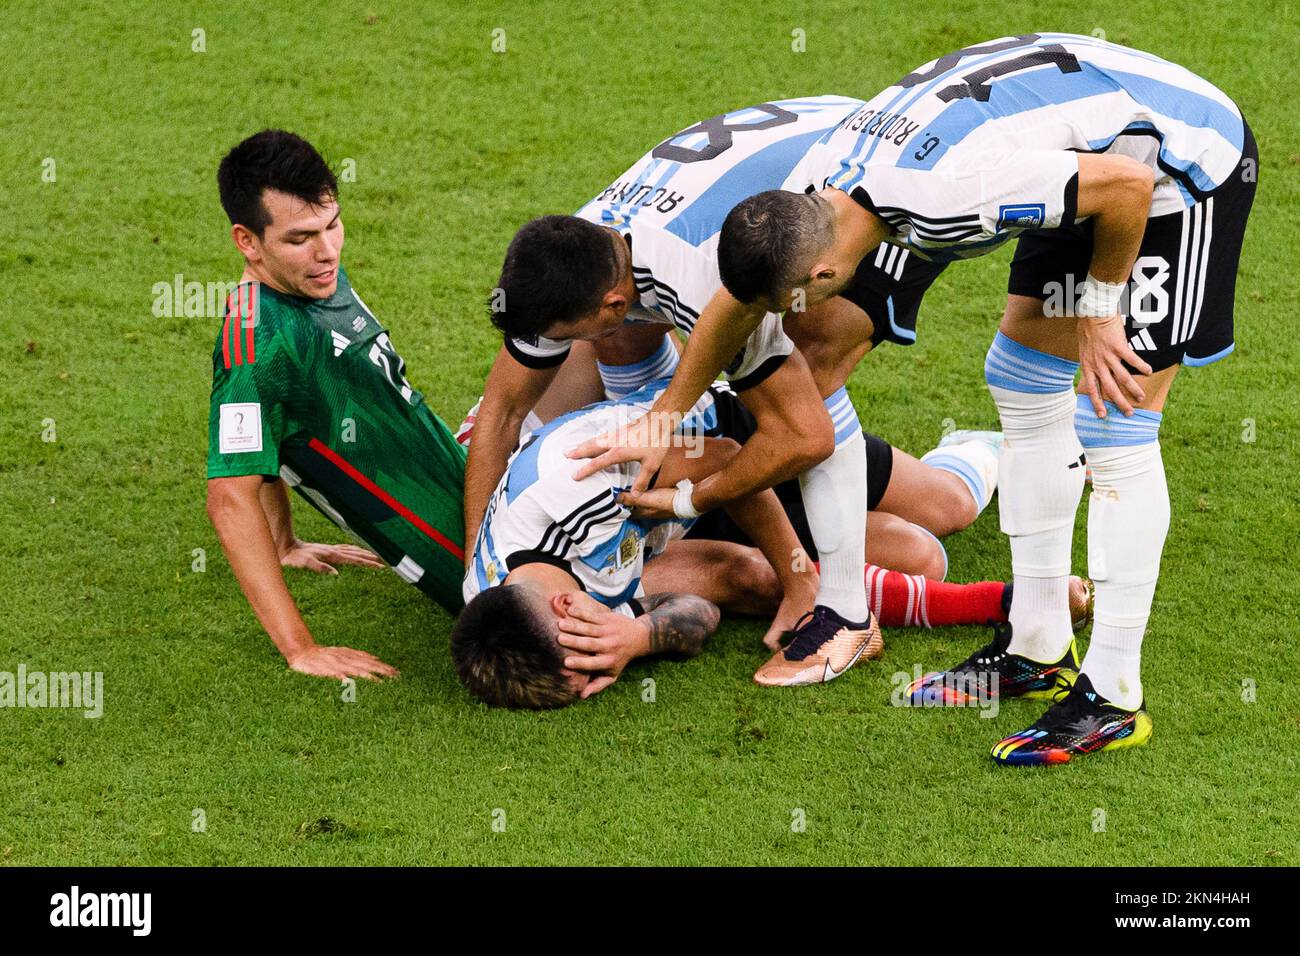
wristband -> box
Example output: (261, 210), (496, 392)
(672, 479), (700, 519)
(1076, 273), (1126, 318)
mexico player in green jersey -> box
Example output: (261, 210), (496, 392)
(207, 130), (467, 682)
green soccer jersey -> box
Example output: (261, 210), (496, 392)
(206, 267), (467, 613)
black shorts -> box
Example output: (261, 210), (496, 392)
(838, 241), (948, 347)
(683, 385), (893, 559)
(1008, 122), (1258, 372)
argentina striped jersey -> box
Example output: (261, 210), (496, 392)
(508, 95), (864, 367)
(463, 380), (724, 614)
(784, 34), (1245, 263)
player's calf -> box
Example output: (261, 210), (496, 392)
(1073, 396), (1169, 711)
(985, 331), (1086, 666)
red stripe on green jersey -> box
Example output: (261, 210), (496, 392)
(308, 437), (465, 563)
(246, 284), (257, 364)
(221, 304), (233, 369)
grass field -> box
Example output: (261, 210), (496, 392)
(2, 1), (1297, 866)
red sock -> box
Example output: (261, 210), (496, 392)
(864, 563), (1008, 628)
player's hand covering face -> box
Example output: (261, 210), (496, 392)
(554, 592), (649, 700)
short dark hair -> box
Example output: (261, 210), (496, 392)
(217, 129), (338, 236)
(491, 215), (620, 340)
(718, 191), (833, 304)
(450, 584), (577, 709)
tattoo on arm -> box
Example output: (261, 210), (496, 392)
(640, 593), (721, 658)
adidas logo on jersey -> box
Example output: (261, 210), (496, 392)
(331, 330), (351, 356)
(1129, 328), (1157, 351)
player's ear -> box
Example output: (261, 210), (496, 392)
(601, 289), (629, 317)
(550, 592), (574, 617)
(812, 263), (836, 283)
(231, 223), (261, 261)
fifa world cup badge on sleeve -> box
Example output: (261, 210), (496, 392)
(219, 402), (263, 454)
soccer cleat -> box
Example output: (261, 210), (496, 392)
(753, 605), (883, 687)
(905, 622), (1079, 706)
(991, 673), (1153, 766)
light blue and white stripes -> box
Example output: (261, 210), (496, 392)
(598, 335), (680, 400)
(984, 331), (1080, 393)
(921, 452), (986, 513)
(1074, 395), (1162, 448)
(825, 387), (862, 446)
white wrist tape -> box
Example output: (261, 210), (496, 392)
(1076, 273), (1127, 318)
(672, 479), (700, 519)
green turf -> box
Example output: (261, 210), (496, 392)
(2, 0), (1297, 866)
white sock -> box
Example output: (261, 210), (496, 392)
(1008, 575), (1070, 662)
(799, 388), (869, 622)
(1075, 400), (1168, 710)
(985, 332), (1084, 663)
(597, 334), (679, 400)
(920, 439), (999, 515)
(1084, 623), (1146, 709)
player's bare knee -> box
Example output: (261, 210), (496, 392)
(918, 538), (948, 582)
(937, 476), (979, 533)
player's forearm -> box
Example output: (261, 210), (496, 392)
(461, 405), (527, 559)
(653, 291), (762, 417)
(207, 484), (315, 660)
(257, 477), (295, 555)
(1077, 154), (1154, 284)
(637, 593), (720, 658)
(691, 418), (827, 513)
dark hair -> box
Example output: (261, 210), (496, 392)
(217, 130), (338, 236)
(718, 191), (833, 304)
(491, 215), (620, 340)
(450, 585), (577, 709)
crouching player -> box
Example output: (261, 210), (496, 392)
(206, 130), (468, 681)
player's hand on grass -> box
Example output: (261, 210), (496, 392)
(280, 539), (387, 575)
(555, 603), (650, 699)
(1076, 314), (1152, 417)
(566, 412), (673, 492)
(615, 485), (677, 520)
(286, 644), (400, 682)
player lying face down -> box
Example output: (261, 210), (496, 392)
(206, 131), (470, 682)
(452, 383), (826, 707)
